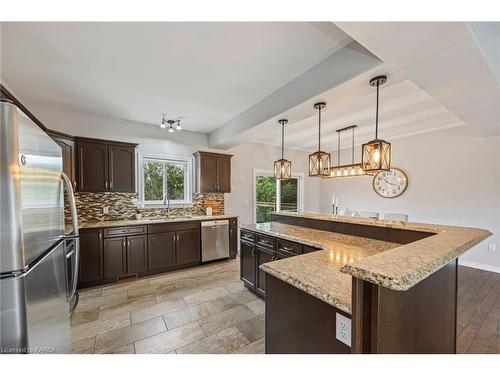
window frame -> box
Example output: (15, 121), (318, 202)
(138, 153), (193, 207)
(251, 169), (304, 224)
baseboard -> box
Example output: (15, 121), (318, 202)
(458, 259), (500, 274)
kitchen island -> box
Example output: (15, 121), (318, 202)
(239, 212), (491, 354)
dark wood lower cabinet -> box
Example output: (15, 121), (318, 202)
(103, 237), (127, 279)
(229, 218), (238, 259)
(176, 228), (201, 266)
(148, 232), (176, 272)
(77, 219), (232, 289)
(240, 240), (256, 288)
(127, 235), (148, 273)
(256, 247), (274, 296)
(78, 228), (104, 288)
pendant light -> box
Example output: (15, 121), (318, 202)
(361, 75), (391, 173)
(308, 102), (331, 177)
(274, 119), (292, 180)
(328, 125), (367, 178)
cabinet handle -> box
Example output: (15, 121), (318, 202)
(72, 180), (76, 189)
(128, 240), (131, 248)
(110, 180), (114, 190)
(105, 181), (109, 190)
(282, 246), (293, 251)
(260, 239), (270, 245)
(98, 232), (102, 240)
(251, 248), (255, 257)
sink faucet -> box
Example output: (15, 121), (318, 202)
(162, 193), (171, 218)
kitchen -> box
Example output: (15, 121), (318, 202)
(1, 15), (499, 364)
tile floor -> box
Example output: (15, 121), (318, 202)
(70, 260), (499, 354)
(70, 259), (265, 354)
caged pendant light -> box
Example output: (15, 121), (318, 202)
(274, 119), (292, 180)
(308, 102), (331, 177)
(362, 75), (391, 174)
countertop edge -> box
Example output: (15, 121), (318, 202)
(259, 263), (352, 315)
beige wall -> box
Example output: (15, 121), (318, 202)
(319, 126), (500, 271)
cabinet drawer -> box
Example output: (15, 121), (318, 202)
(103, 225), (146, 238)
(256, 234), (275, 249)
(240, 230), (255, 243)
(276, 239), (302, 255)
(148, 221), (199, 234)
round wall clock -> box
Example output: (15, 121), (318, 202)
(372, 168), (408, 198)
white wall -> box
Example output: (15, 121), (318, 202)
(29, 104), (320, 225)
(320, 126), (500, 271)
(226, 141), (321, 225)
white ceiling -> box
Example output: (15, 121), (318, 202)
(1, 22), (352, 132)
(246, 79), (466, 153)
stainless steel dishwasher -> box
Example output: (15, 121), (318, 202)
(201, 220), (230, 262)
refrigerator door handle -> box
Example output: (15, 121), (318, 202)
(62, 172), (80, 301)
(62, 172), (79, 237)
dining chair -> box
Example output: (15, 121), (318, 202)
(384, 213), (409, 222)
(359, 211), (380, 219)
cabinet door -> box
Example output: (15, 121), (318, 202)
(229, 223), (238, 259)
(200, 154), (218, 192)
(77, 141), (109, 192)
(148, 232), (176, 272)
(240, 241), (256, 288)
(49, 134), (76, 189)
(78, 229), (103, 287)
(127, 235), (148, 274)
(216, 156), (231, 192)
(103, 237), (127, 279)
(109, 145), (135, 192)
(175, 228), (201, 266)
(257, 247), (274, 296)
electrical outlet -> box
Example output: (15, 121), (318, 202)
(336, 313), (351, 347)
(489, 243), (497, 252)
(103, 206), (109, 214)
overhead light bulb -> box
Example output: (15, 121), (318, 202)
(175, 121), (182, 130)
(168, 126), (174, 133)
(160, 124), (166, 129)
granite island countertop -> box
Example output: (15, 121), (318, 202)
(65, 214), (238, 235)
(242, 222), (399, 314)
(243, 213), (491, 314)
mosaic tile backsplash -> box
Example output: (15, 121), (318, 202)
(66, 192), (225, 223)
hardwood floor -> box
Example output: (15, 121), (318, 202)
(70, 261), (499, 354)
(457, 265), (500, 353)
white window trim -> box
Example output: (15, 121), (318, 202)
(137, 153), (193, 207)
(252, 168), (305, 224)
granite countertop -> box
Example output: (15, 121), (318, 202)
(243, 222), (399, 314)
(244, 212), (491, 314)
(65, 214), (238, 235)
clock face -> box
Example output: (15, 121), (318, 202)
(373, 168), (408, 198)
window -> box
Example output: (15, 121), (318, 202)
(253, 169), (303, 223)
(140, 156), (192, 205)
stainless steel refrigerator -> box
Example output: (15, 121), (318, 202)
(0, 98), (79, 354)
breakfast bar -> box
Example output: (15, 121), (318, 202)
(240, 212), (491, 354)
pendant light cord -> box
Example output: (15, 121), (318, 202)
(337, 129), (341, 166)
(281, 122), (284, 160)
(318, 106), (322, 152)
(375, 82), (380, 139)
(352, 126), (355, 164)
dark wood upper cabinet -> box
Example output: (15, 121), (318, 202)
(109, 145), (135, 192)
(46, 130), (76, 189)
(176, 228), (201, 266)
(77, 141), (109, 192)
(194, 151), (232, 193)
(76, 137), (137, 193)
(103, 237), (127, 279)
(78, 228), (103, 288)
